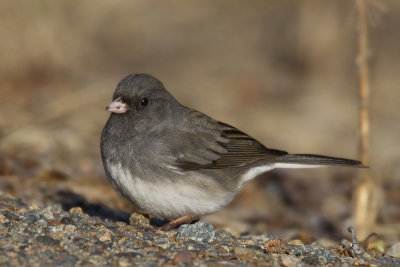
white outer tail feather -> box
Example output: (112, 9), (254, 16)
(240, 163), (324, 185)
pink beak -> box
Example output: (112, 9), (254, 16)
(106, 97), (129, 114)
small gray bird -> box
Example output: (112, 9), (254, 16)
(101, 74), (363, 228)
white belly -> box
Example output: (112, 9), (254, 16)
(106, 162), (233, 220)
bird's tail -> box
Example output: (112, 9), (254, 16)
(275, 154), (365, 168)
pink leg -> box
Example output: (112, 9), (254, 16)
(160, 214), (196, 230)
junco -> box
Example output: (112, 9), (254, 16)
(101, 74), (363, 228)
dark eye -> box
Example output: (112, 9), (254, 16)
(140, 97), (149, 106)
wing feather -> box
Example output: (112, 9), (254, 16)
(172, 110), (287, 170)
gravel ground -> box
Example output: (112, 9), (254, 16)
(1, 192), (399, 266)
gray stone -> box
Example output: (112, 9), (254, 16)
(377, 256), (400, 266)
(288, 245), (338, 264)
(387, 242), (400, 258)
(21, 212), (40, 224)
(4, 212), (19, 221)
(36, 235), (60, 246)
(34, 218), (48, 228)
(177, 222), (215, 243)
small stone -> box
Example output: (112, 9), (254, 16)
(233, 247), (257, 257)
(29, 204), (39, 210)
(116, 221), (126, 227)
(69, 207), (83, 214)
(216, 245), (230, 254)
(41, 206), (55, 219)
(104, 221), (116, 229)
(177, 222), (215, 243)
(13, 206), (27, 213)
(291, 246), (337, 264)
(264, 239), (287, 254)
(118, 260), (131, 267)
(0, 214), (7, 223)
(50, 230), (64, 241)
(61, 216), (74, 225)
(156, 243), (170, 250)
(301, 254), (320, 265)
(237, 239), (255, 246)
(377, 256), (400, 266)
(3, 212), (19, 221)
(281, 255), (300, 267)
(387, 242), (400, 258)
(99, 231), (113, 242)
(48, 219), (62, 226)
(36, 235), (60, 246)
(21, 212), (40, 224)
(155, 230), (165, 235)
(288, 239), (304, 246)
(129, 212), (150, 226)
(65, 225), (76, 233)
(172, 251), (193, 264)
(34, 218), (48, 228)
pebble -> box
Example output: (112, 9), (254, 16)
(21, 211), (40, 224)
(172, 251), (193, 264)
(118, 260), (131, 267)
(216, 245), (230, 254)
(29, 204), (39, 210)
(61, 216), (74, 225)
(129, 212), (150, 226)
(4, 212), (19, 221)
(177, 222), (215, 243)
(69, 207), (83, 214)
(0, 214), (6, 223)
(237, 239), (255, 246)
(65, 225), (76, 233)
(264, 239), (286, 254)
(386, 242), (400, 258)
(34, 218), (48, 227)
(36, 235), (60, 246)
(288, 245), (337, 265)
(234, 246), (258, 256)
(281, 254), (300, 267)
(288, 239), (304, 246)
(99, 231), (113, 242)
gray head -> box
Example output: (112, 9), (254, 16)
(105, 74), (181, 127)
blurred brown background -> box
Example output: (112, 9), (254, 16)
(0, 1), (399, 242)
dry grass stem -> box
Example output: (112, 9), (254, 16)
(353, 0), (380, 241)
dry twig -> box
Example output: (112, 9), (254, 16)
(353, 0), (380, 241)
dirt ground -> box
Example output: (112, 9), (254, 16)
(1, 0), (399, 247)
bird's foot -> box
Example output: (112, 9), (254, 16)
(159, 214), (197, 231)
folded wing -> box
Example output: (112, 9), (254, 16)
(170, 110), (288, 170)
